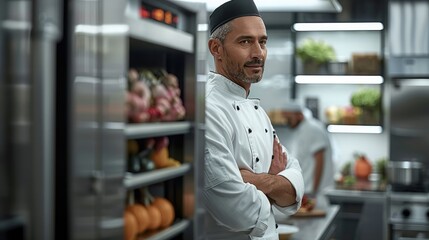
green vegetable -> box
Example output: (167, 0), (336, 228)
(296, 38), (336, 64)
(375, 158), (388, 181)
(351, 88), (381, 110)
(341, 161), (352, 176)
(343, 176), (356, 186)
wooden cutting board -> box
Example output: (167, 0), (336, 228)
(292, 209), (326, 217)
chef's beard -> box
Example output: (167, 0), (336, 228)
(225, 58), (264, 84)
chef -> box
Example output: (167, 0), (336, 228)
(277, 102), (335, 206)
(203, 0), (304, 239)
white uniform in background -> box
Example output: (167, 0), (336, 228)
(277, 109), (334, 203)
(204, 72), (304, 240)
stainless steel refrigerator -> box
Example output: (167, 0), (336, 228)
(0, 0), (205, 239)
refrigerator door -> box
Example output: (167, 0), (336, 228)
(69, 0), (127, 239)
(389, 79), (429, 165)
(1, 0), (61, 239)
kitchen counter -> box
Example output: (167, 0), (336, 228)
(325, 188), (387, 202)
(324, 188), (387, 240)
(277, 205), (340, 240)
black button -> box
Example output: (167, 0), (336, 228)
(276, 224), (278, 229)
(272, 155), (274, 160)
(265, 129), (268, 133)
(256, 157), (259, 162)
(237, 106), (240, 111)
(248, 128), (252, 133)
(254, 105), (258, 110)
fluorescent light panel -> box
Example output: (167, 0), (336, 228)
(295, 75), (384, 84)
(293, 22), (383, 31)
(327, 125), (383, 134)
(75, 24), (129, 35)
(198, 23), (208, 32)
(173, 0), (342, 12)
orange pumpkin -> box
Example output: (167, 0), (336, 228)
(145, 205), (162, 230)
(124, 210), (138, 240)
(126, 204), (150, 233)
(354, 155), (372, 179)
(152, 197), (175, 228)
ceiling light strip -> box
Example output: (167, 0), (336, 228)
(180, 0), (342, 13)
(295, 75), (384, 84)
(293, 22), (383, 31)
(327, 125), (383, 134)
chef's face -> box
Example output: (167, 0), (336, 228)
(218, 16), (267, 88)
(283, 111), (302, 128)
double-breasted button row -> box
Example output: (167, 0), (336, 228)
(235, 105), (259, 111)
(248, 128), (270, 134)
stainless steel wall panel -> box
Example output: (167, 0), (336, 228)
(98, 1), (127, 239)
(29, 0), (62, 237)
(100, 35), (128, 78)
(70, 74), (99, 240)
(2, 1), (32, 239)
(70, 0), (100, 238)
(74, 1), (99, 77)
(389, 79), (429, 167)
(101, 0), (127, 25)
(0, 0), (6, 219)
(70, 0), (126, 239)
(99, 77), (125, 240)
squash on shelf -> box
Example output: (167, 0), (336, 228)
(141, 187), (175, 231)
(124, 210), (138, 240)
(125, 191), (151, 236)
(152, 197), (175, 229)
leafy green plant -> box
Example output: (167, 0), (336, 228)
(351, 88), (381, 110)
(296, 38), (336, 64)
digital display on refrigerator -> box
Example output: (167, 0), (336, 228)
(140, 2), (179, 28)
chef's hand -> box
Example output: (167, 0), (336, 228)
(268, 137), (287, 175)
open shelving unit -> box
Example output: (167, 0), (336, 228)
(123, 0), (205, 239)
(291, 22), (385, 134)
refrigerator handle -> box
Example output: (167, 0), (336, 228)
(29, 0), (62, 240)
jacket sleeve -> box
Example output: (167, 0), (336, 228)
(273, 145), (304, 215)
(203, 105), (271, 237)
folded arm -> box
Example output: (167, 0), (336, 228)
(240, 138), (297, 207)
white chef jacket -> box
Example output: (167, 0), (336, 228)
(277, 110), (334, 196)
(203, 72), (304, 240)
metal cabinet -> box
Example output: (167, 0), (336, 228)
(0, 0), (205, 239)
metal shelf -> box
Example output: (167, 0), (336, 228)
(124, 163), (191, 189)
(139, 219), (190, 240)
(125, 121), (192, 139)
(126, 16), (193, 53)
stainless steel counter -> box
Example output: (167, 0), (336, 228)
(277, 205), (340, 240)
(324, 188), (387, 240)
(325, 188), (387, 202)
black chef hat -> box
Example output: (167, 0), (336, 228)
(209, 0), (260, 35)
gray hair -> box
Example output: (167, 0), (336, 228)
(209, 22), (231, 43)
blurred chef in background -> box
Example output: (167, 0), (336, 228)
(277, 101), (335, 206)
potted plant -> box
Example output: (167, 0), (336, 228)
(350, 88), (381, 124)
(296, 38), (336, 74)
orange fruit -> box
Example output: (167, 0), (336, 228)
(145, 205), (162, 230)
(126, 204), (150, 233)
(152, 197), (175, 228)
(124, 210), (138, 240)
